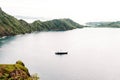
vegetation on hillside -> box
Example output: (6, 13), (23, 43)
(0, 8), (84, 37)
(0, 60), (39, 80)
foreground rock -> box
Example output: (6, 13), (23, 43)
(0, 60), (39, 80)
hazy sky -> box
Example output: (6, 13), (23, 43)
(0, 0), (120, 24)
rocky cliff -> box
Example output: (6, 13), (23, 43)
(0, 60), (39, 80)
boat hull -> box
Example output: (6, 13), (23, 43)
(55, 52), (68, 55)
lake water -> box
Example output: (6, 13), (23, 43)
(1, 28), (120, 80)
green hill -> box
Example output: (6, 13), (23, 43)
(0, 8), (84, 37)
(41, 19), (83, 31)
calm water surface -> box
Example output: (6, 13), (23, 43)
(1, 28), (120, 80)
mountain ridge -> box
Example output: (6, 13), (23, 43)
(0, 8), (84, 37)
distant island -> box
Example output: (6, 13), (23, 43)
(86, 21), (120, 28)
(0, 8), (84, 37)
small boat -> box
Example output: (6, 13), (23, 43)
(55, 52), (68, 55)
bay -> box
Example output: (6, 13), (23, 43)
(0, 28), (120, 80)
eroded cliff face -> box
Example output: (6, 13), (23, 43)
(0, 60), (39, 80)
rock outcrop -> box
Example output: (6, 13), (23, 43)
(0, 60), (39, 80)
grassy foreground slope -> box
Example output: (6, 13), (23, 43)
(0, 60), (39, 80)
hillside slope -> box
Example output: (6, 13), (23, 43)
(0, 8), (30, 36)
(0, 8), (84, 37)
